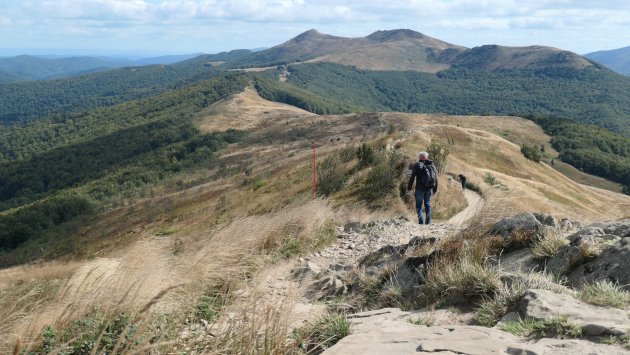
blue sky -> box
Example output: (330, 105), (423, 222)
(0, 0), (628, 56)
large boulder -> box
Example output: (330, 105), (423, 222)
(520, 289), (630, 336)
(568, 237), (630, 289)
(323, 307), (630, 354)
(491, 213), (543, 237)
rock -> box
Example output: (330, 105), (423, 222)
(307, 276), (347, 300)
(500, 248), (540, 273)
(604, 221), (630, 238)
(343, 222), (362, 232)
(534, 213), (558, 228)
(358, 245), (406, 277)
(520, 289), (630, 336)
(568, 237), (630, 289)
(544, 244), (583, 275)
(292, 261), (322, 281)
(491, 213), (542, 237)
(567, 227), (605, 243)
(529, 338), (630, 355)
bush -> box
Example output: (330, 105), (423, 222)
(427, 141), (450, 174)
(521, 144), (542, 162)
(360, 150), (406, 202)
(356, 143), (376, 168)
(317, 154), (348, 196)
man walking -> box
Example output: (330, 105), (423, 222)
(458, 174), (467, 190)
(408, 151), (438, 225)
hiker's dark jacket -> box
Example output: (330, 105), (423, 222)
(407, 160), (438, 193)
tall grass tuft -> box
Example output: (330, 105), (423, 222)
(577, 280), (630, 309)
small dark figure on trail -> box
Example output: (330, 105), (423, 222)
(458, 174), (467, 190)
(407, 151), (438, 225)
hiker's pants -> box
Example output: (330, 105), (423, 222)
(415, 189), (432, 225)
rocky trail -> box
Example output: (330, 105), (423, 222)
(230, 189), (630, 354)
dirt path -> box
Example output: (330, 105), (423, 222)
(449, 189), (484, 226)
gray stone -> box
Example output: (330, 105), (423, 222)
(359, 245), (406, 277)
(307, 276), (347, 300)
(520, 289), (630, 336)
(567, 227), (605, 243)
(292, 261), (322, 281)
(604, 222), (630, 238)
(491, 213), (542, 237)
(544, 245), (583, 275)
(534, 213), (558, 228)
(568, 237), (630, 289)
(343, 222), (362, 232)
(529, 338), (630, 355)
(500, 248), (540, 273)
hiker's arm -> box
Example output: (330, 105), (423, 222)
(407, 164), (416, 191)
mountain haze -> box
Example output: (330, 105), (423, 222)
(585, 46), (630, 75)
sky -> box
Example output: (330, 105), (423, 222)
(0, 0), (629, 57)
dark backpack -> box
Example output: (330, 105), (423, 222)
(418, 163), (437, 189)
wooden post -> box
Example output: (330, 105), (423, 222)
(313, 143), (317, 198)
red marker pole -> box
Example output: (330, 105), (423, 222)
(313, 143), (317, 198)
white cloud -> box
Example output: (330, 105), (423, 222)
(0, 0), (629, 54)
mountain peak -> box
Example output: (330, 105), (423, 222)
(367, 29), (426, 42)
(292, 29), (325, 42)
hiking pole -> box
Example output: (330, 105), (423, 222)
(313, 142), (317, 198)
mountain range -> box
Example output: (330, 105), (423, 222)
(0, 53), (205, 82)
(585, 46), (630, 76)
(232, 28), (594, 73)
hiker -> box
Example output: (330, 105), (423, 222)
(407, 151), (438, 225)
(458, 174), (467, 190)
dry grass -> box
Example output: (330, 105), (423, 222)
(531, 229), (569, 259)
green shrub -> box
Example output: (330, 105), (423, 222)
(317, 154), (348, 196)
(427, 141), (450, 174)
(252, 178), (268, 191)
(360, 150), (406, 202)
(294, 313), (351, 353)
(356, 143), (376, 168)
(521, 144), (542, 162)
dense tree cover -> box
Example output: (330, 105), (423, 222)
(0, 195), (95, 252)
(0, 73), (250, 162)
(0, 60), (223, 125)
(530, 116), (630, 191)
(0, 73), (249, 254)
(283, 63), (630, 135)
(254, 77), (356, 115)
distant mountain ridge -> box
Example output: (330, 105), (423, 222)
(0, 53), (205, 82)
(585, 46), (630, 76)
(232, 29), (595, 73)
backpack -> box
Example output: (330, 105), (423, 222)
(418, 163), (437, 189)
